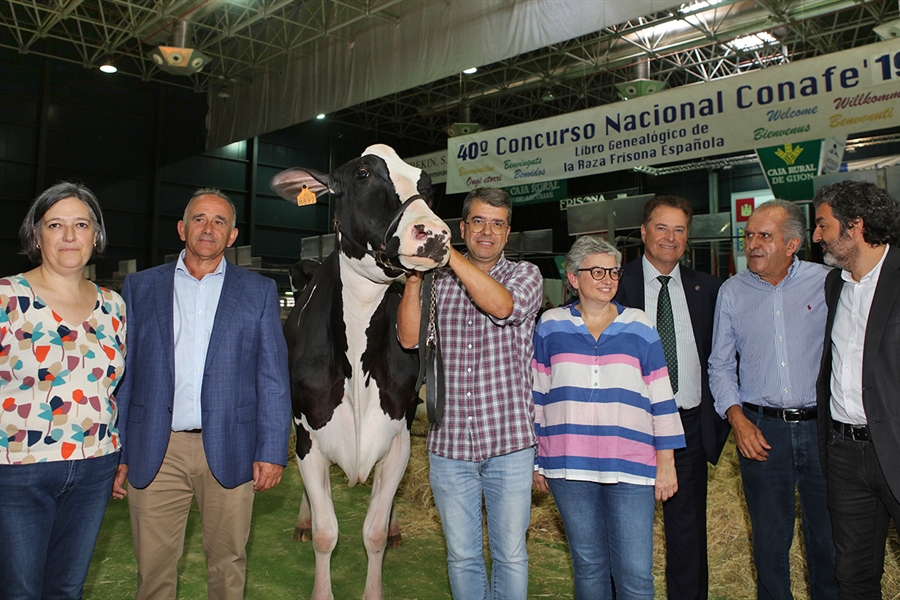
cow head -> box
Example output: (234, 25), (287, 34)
(270, 144), (451, 278)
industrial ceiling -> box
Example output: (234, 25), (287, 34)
(1, 0), (897, 148)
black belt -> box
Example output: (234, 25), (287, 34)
(833, 421), (870, 441)
(744, 402), (817, 422)
(176, 428), (202, 434)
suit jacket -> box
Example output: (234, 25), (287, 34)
(615, 258), (730, 465)
(117, 260), (292, 489)
(817, 245), (900, 501)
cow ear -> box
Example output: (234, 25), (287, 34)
(269, 168), (334, 205)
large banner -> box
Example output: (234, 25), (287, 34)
(405, 150), (448, 184)
(446, 39), (900, 193)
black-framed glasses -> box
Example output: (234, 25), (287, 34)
(577, 267), (623, 281)
(465, 217), (508, 234)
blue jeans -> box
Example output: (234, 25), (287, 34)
(547, 478), (655, 600)
(429, 448), (533, 600)
(738, 405), (838, 600)
(0, 452), (119, 600)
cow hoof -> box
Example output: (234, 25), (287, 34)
(294, 527), (313, 542)
(388, 533), (402, 548)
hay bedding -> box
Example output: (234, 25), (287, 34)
(402, 417), (900, 598)
(304, 414), (900, 598)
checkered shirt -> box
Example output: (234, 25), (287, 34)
(426, 254), (543, 461)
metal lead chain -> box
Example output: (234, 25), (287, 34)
(425, 275), (437, 348)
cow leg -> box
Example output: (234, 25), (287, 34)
(294, 488), (313, 542)
(361, 430), (411, 600)
(387, 502), (401, 548)
(298, 448), (338, 600)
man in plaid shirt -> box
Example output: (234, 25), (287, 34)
(399, 187), (543, 600)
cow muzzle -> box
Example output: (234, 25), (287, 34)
(384, 197), (450, 270)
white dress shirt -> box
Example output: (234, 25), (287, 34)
(642, 255), (702, 410)
(830, 244), (889, 426)
(172, 250), (227, 431)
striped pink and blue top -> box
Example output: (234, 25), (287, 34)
(532, 302), (685, 487)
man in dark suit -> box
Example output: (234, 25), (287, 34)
(111, 189), (291, 600)
(614, 194), (728, 600)
(813, 180), (900, 598)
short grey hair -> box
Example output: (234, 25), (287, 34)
(461, 187), (513, 226)
(756, 199), (806, 253)
(19, 181), (107, 264)
(184, 188), (237, 229)
(565, 235), (622, 274)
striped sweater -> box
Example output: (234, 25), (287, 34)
(532, 302), (685, 486)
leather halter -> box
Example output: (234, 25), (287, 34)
(333, 194), (427, 271)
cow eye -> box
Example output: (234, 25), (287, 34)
(356, 167), (369, 179)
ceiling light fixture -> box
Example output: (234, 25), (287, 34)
(99, 63), (117, 74)
(147, 20), (210, 76)
(316, 113), (326, 120)
(728, 31), (778, 51)
(679, 0), (722, 14)
(463, 67), (478, 74)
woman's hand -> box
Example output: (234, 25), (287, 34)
(532, 471), (550, 494)
(655, 450), (678, 502)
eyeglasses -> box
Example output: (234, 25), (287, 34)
(465, 217), (508, 234)
(577, 267), (623, 281)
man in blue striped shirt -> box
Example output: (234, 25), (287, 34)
(709, 200), (838, 600)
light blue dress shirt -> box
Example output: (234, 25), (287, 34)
(172, 250), (227, 431)
(709, 256), (830, 418)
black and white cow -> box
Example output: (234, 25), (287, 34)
(270, 145), (451, 600)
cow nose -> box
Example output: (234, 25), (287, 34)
(411, 222), (448, 242)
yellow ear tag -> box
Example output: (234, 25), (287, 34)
(296, 186), (317, 207)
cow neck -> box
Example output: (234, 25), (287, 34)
(336, 252), (394, 358)
(338, 245), (398, 289)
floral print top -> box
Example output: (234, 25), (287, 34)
(0, 275), (126, 464)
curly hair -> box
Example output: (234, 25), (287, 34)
(813, 180), (900, 245)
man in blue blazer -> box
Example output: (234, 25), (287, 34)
(111, 189), (291, 600)
(813, 180), (900, 598)
(614, 195), (728, 600)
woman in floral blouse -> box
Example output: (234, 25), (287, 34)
(0, 182), (125, 599)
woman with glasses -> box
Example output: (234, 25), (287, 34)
(532, 235), (685, 600)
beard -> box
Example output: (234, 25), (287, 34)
(822, 231), (859, 271)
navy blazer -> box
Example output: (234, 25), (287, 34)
(817, 245), (900, 501)
(116, 260), (292, 489)
(615, 259), (730, 465)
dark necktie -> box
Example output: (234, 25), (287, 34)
(657, 275), (678, 394)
